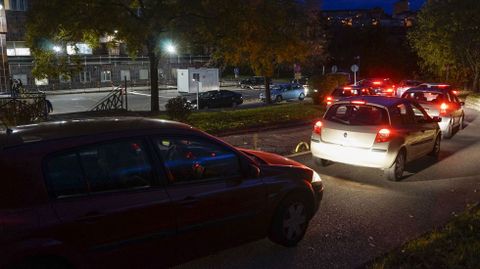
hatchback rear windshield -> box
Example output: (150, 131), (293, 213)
(325, 104), (389, 126)
(332, 88), (358, 97)
(402, 91), (446, 103)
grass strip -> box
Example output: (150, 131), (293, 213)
(182, 103), (324, 134)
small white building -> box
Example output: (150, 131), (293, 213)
(177, 68), (220, 93)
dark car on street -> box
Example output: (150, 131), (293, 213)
(239, 76), (265, 89)
(325, 85), (376, 108)
(358, 78), (396, 97)
(0, 118), (323, 269)
(189, 90), (243, 109)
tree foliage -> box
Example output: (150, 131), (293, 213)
(408, 0), (480, 91)
(190, 0), (326, 103)
(26, 0), (185, 111)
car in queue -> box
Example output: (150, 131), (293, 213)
(401, 84), (465, 139)
(0, 118), (323, 269)
(325, 85), (376, 108)
(358, 78), (396, 97)
(311, 96), (442, 181)
(239, 76), (265, 89)
(189, 90), (243, 109)
(259, 83), (306, 103)
(396, 80), (422, 97)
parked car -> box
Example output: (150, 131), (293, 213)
(358, 78), (396, 96)
(0, 118), (323, 269)
(325, 85), (376, 108)
(239, 76), (265, 89)
(189, 90), (243, 109)
(259, 83), (306, 102)
(401, 84), (464, 139)
(396, 80), (422, 97)
(311, 96), (441, 181)
(292, 77), (310, 95)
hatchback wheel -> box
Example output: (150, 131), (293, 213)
(385, 150), (405, 181)
(269, 194), (311, 247)
(275, 95), (283, 103)
(428, 135), (441, 159)
(299, 93), (305, 101)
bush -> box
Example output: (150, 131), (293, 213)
(165, 96), (191, 122)
(309, 73), (350, 105)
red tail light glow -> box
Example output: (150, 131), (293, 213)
(440, 103), (448, 115)
(373, 81), (382, 85)
(351, 100), (366, 105)
(326, 96), (333, 105)
(452, 90), (458, 95)
(313, 121), (323, 135)
(375, 128), (392, 143)
(344, 86), (352, 90)
(438, 84), (449, 88)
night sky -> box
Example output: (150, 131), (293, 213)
(322, 0), (426, 14)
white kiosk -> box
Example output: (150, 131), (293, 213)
(177, 68), (220, 93)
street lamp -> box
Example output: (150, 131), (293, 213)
(52, 45), (62, 53)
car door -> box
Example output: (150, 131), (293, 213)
(151, 135), (267, 262)
(448, 92), (463, 126)
(44, 138), (176, 268)
(410, 103), (437, 156)
(390, 102), (425, 161)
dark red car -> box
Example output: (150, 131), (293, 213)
(0, 118), (323, 269)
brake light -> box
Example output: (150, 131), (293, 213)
(438, 84), (449, 88)
(386, 88), (394, 93)
(375, 128), (392, 143)
(326, 96), (333, 105)
(440, 103), (448, 115)
(313, 121), (322, 135)
(351, 100), (366, 105)
(344, 86), (352, 90)
(373, 81), (382, 85)
(452, 90), (458, 95)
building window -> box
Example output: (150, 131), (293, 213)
(101, 70), (112, 82)
(9, 0), (28, 11)
(139, 69), (149, 80)
(79, 71), (91, 83)
(67, 43), (93, 55)
(35, 78), (48, 86)
(6, 41), (31, 56)
(120, 70), (131, 81)
(13, 74), (27, 85)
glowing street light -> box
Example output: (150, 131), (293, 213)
(163, 41), (177, 55)
(52, 45), (62, 53)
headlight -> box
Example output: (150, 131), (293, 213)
(312, 171), (322, 183)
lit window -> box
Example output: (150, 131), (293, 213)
(80, 71), (91, 83)
(101, 70), (111, 82)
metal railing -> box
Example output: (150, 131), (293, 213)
(90, 86), (127, 112)
(0, 93), (48, 126)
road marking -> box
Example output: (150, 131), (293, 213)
(128, 91), (176, 99)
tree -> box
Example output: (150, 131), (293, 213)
(191, 0), (325, 104)
(26, 0), (184, 112)
(409, 0), (480, 91)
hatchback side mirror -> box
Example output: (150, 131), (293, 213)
(432, 116), (442, 122)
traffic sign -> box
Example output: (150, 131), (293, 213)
(351, 64), (359, 73)
(331, 65), (338, 73)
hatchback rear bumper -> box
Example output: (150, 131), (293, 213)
(311, 138), (396, 169)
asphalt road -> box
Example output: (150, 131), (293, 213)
(175, 108), (480, 269)
(47, 86), (265, 114)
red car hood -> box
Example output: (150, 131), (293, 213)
(238, 148), (307, 168)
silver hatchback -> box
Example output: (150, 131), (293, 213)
(311, 96), (442, 181)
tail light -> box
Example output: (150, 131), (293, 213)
(375, 128), (392, 143)
(452, 90), (458, 95)
(344, 86), (352, 90)
(326, 96), (333, 105)
(440, 103), (448, 115)
(313, 121), (322, 135)
(351, 100), (366, 105)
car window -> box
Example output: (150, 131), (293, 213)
(325, 104), (389, 126)
(403, 91), (445, 103)
(46, 153), (87, 198)
(390, 103), (413, 126)
(154, 137), (242, 183)
(411, 103), (430, 123)
(78, 140), (153, 193)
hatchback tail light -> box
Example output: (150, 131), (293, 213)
(375, 128), (392, 143)
(326, 96), (333, 105)
(313, 121), (323, 135)
(440, 103), (448, 115)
